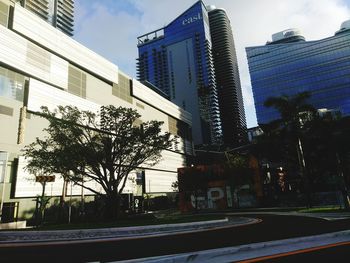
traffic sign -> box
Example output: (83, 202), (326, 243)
(35, 175), (55, 183)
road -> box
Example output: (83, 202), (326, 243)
(1, 213), (350, 262)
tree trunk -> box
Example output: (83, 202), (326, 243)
(104, 193), (120, 220)
(58, 179), (68, 223)
(296, 137), (312, 208)
(335, 152), (350, 210)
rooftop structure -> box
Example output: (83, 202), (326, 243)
(246, 20), (350, 124)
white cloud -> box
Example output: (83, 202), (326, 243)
(74, 1), (141, 75)
(74, 0), (350, 127)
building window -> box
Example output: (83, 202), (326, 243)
(26, 42), (51, 73)
(68, 65), (86, 98)
(112, 73), (133, 104)
(0, 66), (25, 102)
(168, 115), (191, 140)
(136, 102), (145, 109)
(0, 105), (14, 116)
(0, 1), (9, 27)
(168, 116), (178, 135)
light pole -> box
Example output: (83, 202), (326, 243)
(0, 152), (8, 223)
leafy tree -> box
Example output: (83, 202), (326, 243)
(171, 181), (179, 192)
(225, 153), (248, 170)
(24, 105), (177, 219)
(225, 153), (256, 204)
(303, 114), (350, 208)
(178, 166), (209, 211)
(263, 92), (315, 206)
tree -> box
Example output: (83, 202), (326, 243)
(178, 166), (209, 211)
(303, 114), (350, 208)
(24, 105), (177, 219)
(263, 92), (316, 207)
(263, 92), (315, 164)
(264, 92), (315, 126)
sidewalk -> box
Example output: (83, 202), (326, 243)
(0, 216), (259, 244)
(227, 210), (350, 221)
(116, 229), (350, 263)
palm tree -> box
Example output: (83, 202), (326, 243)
(264, 91), (315, 129)
(305, 114), (350, 209)
(263, 91), (315, 207)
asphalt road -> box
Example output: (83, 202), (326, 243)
(1, 213), (350, 262)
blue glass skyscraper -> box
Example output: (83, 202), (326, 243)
(246, 21), (350, 124)
(137, 1), (247, 147)
(137, 1), (222, 145)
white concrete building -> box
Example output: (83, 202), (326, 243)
(0, 1), (193, 221)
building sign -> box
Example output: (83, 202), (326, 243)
(182, 13), (202, 26)
(189, 182), (230, 210)
(178, 160), (263, 212)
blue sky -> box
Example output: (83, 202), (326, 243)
(74, 0), (350, 128)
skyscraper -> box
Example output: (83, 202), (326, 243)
(137, 1), (222, 146)
(208, 6), (247, 146)
(246, 21), (350, 124)
(137, 1), (246, 147)
(20, 0), (74, 36)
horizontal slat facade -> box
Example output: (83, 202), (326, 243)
(0, 26), (68, 89)
(12, 4), (118, 84)
(28, 78), (100, 113)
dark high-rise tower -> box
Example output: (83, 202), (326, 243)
(208, 6), (247, 146)
(21, 0), (74, 36)
(137, 1), (222, 146)
(137, 1), (247, 147)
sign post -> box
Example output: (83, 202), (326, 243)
(35, 175), (55, 226)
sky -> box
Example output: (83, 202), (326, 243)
(74, 0), (350, 128)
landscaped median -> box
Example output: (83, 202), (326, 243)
(297, 206), (347, 213)
(31, 213), (226, 230)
